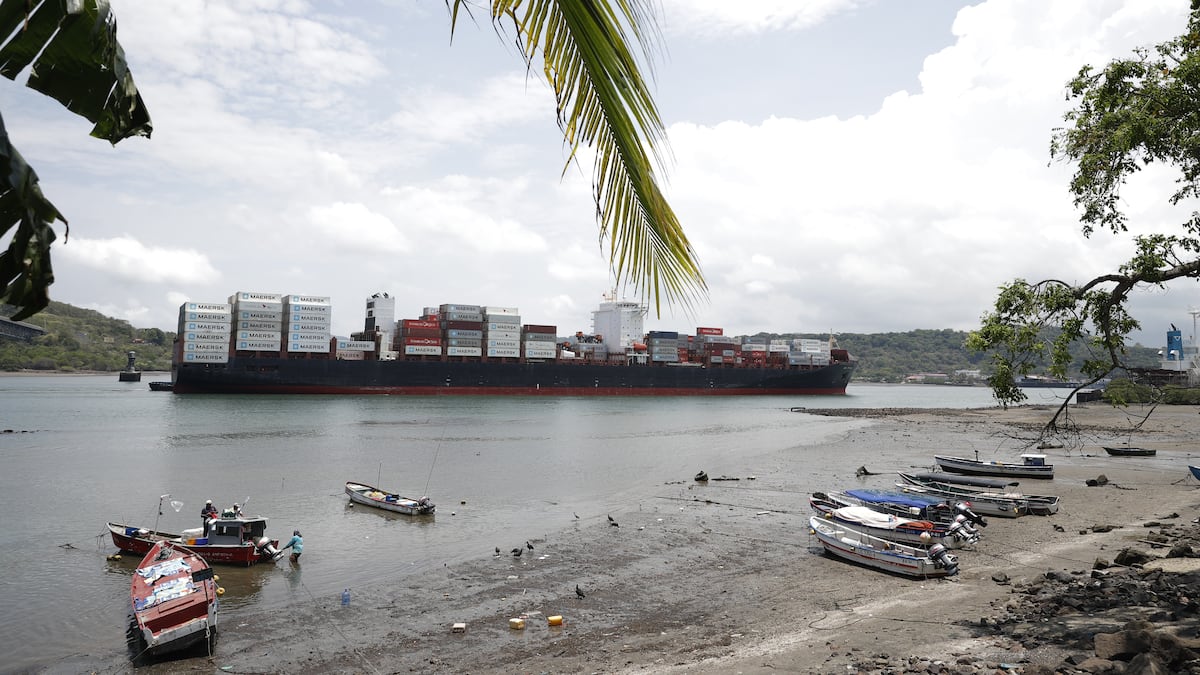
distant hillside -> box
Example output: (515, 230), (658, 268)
(0, 302), (174, 372)
(751, 329), (1163, 383)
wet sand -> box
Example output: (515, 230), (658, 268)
(58, 401), (1200, 674)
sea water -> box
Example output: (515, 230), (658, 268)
(0, 375), (1016, 670)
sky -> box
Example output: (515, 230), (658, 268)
(5, 0), (1199, 348)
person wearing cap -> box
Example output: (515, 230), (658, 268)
(200, 500), (218, 536)
(280, 529), (303, 562)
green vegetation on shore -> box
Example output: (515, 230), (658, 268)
(0, 302), (174, 372)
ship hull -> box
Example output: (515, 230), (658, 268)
(173, 357), (855, 396)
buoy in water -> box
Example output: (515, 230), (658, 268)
(216, 587), (225, 596)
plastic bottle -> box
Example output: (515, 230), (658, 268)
(341, 588), (350, 606)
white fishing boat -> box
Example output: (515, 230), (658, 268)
(345, 482), (435, 515)
(808, 498), (978, 548)
(808, 516), (959, 578)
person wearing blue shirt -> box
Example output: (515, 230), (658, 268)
(281, 530), (303, 562)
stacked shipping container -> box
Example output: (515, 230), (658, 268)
(178, 302), (233, 363)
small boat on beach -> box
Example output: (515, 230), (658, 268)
(820, 489), (988, 528)
(130, 540), (218, 657)
(895, 482), (1028, 518)
(345, 482), (435, 515)
(897, 472), (1060, 516)
(109, 512), (282, 567)
(808, 515), (959, 578)
(1102, 446), (1156, 457)
(1190, 465), (1200, 482)
(934, 453), (1055, 480)
(809, 498), (978, 548)
(911, 472), (1018, 489)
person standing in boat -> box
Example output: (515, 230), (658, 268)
(200, 500), (218, 536)
(280, 530), (303, 563)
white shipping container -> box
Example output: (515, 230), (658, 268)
(186, 311), (232, 322)
(522, 333), (557, 342)
(486, 347), (521, 358)
(404, 345), (443, 356)
(484, 315), (520, 325)
(233, 291), (283, 303)
(289, 322), (328, 332)
(800, 345), (830, 354)
(183, 322), (231, 332)
(184, 332), (230, 343)
(237, 340), (281, 351)
(445, 329), (483, 339)
(335, 350), (365, 360)
(446, 346), (482, 357)
(768, 344), (790, 352)
(183, 341), (228, 352)
(238, 320), (281, 331)
(481, 306), (518, 315)
(183, 352), (229, 363)
(336, 340), (376, 351)
(287, 341), (331, 352)
(743, 343), (768, 352)
(440, 304), (480, 314)
(287, 332), (330, 343)
(185, 302), (231, 313)
(485, 339), (520, 350)
(523, 349), (557, 359)
(239, 310), (282, 321)
(485, 321), (520, 331)
(484, 330), (520, 340)
(287, 312), (331, 324)
(234, 300), (283, 312)
(238, 330), (282, 341)
(285, 303), (330, 314)
(284, 295), (330, 305)
(709, 355), (724, 364)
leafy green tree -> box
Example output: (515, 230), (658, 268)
(968, 5), (1200, 429)
(1, 0), (702, 322)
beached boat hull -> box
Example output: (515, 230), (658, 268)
(897, 473), (1059, 516)
(1190, 465), (1200, 482)
(1103, 446), (1156, 457)
(808, 516), (958, 578)
(345, 482), (435, 515)
(934, 454), (1055, 480)
(109, 522), (279, 567)
(130, 541), (217, 657)
(808, 499), (975, 548)
(894, 484), (1028, 518)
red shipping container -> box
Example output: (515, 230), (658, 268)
(402, 319), (440, 330)
(522, 324), (557, 334)
(443, 320), (484, 330)
(696, 327), (723, 336)
(402, 336), (442, 347)
(401, 328), (441, 338)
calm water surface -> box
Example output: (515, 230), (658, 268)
(0, 376), (1019, 671)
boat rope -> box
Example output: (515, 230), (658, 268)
(290, 574), (383, 674)
(653, 494), (798, 515)
(423, 422), (447, 498)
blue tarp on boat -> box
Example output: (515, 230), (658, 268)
(844, 489), (944, 508)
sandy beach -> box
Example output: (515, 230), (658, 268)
(62, 401), (1200, 674)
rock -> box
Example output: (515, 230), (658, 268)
(1125, 652), (1171, 675)
(1092, 524), (1117, 533)
(1094, 557), (1111, 569)
(1165, 543), (1196, 558)
(1115, 548), (1157, 566)
(991, 572), (1010, 584)
(1094, 628), (1155, 660)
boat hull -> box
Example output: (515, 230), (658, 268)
(934, 454), (1055, 480)
(131, 541), (217, 658)
(1103, 446), (1156, 457)
(345, 482), (435, 515)
(808, 516), (957, 578)
(809, 499), (970, 549)
(109, 523), (278, 567)
(172, 357), (856, 396)
(895, 484), (1027, 518)
(897, 473), (1059, 516)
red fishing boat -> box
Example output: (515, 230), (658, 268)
(109, 502), (282, 567)
(130, 541), (219, 657)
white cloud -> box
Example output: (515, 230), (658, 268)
(57, 237), (220, 285)
(659, 0), (863, 35)
(307, 202), (410, 253)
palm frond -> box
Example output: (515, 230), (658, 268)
(454, 0), (706, 315)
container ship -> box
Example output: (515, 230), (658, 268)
(170, 292), (856, 396)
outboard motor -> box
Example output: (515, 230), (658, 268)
(954, 501), (987, 527)
(947, 515), (980, 544)
(255, 536), (283, 561)
(928, 543), (959, 575)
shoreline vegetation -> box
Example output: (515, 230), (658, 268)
(59, 401), (1200, 674)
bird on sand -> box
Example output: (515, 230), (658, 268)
(526, 540), (534, 551)
(609, 520), (619, 528)
(575, 584), (586, 599)
(512, 547), (522, 557)
(607, 514), (614, 523)
(573, 512), (580, 519)
(494, 546), (500, 556)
